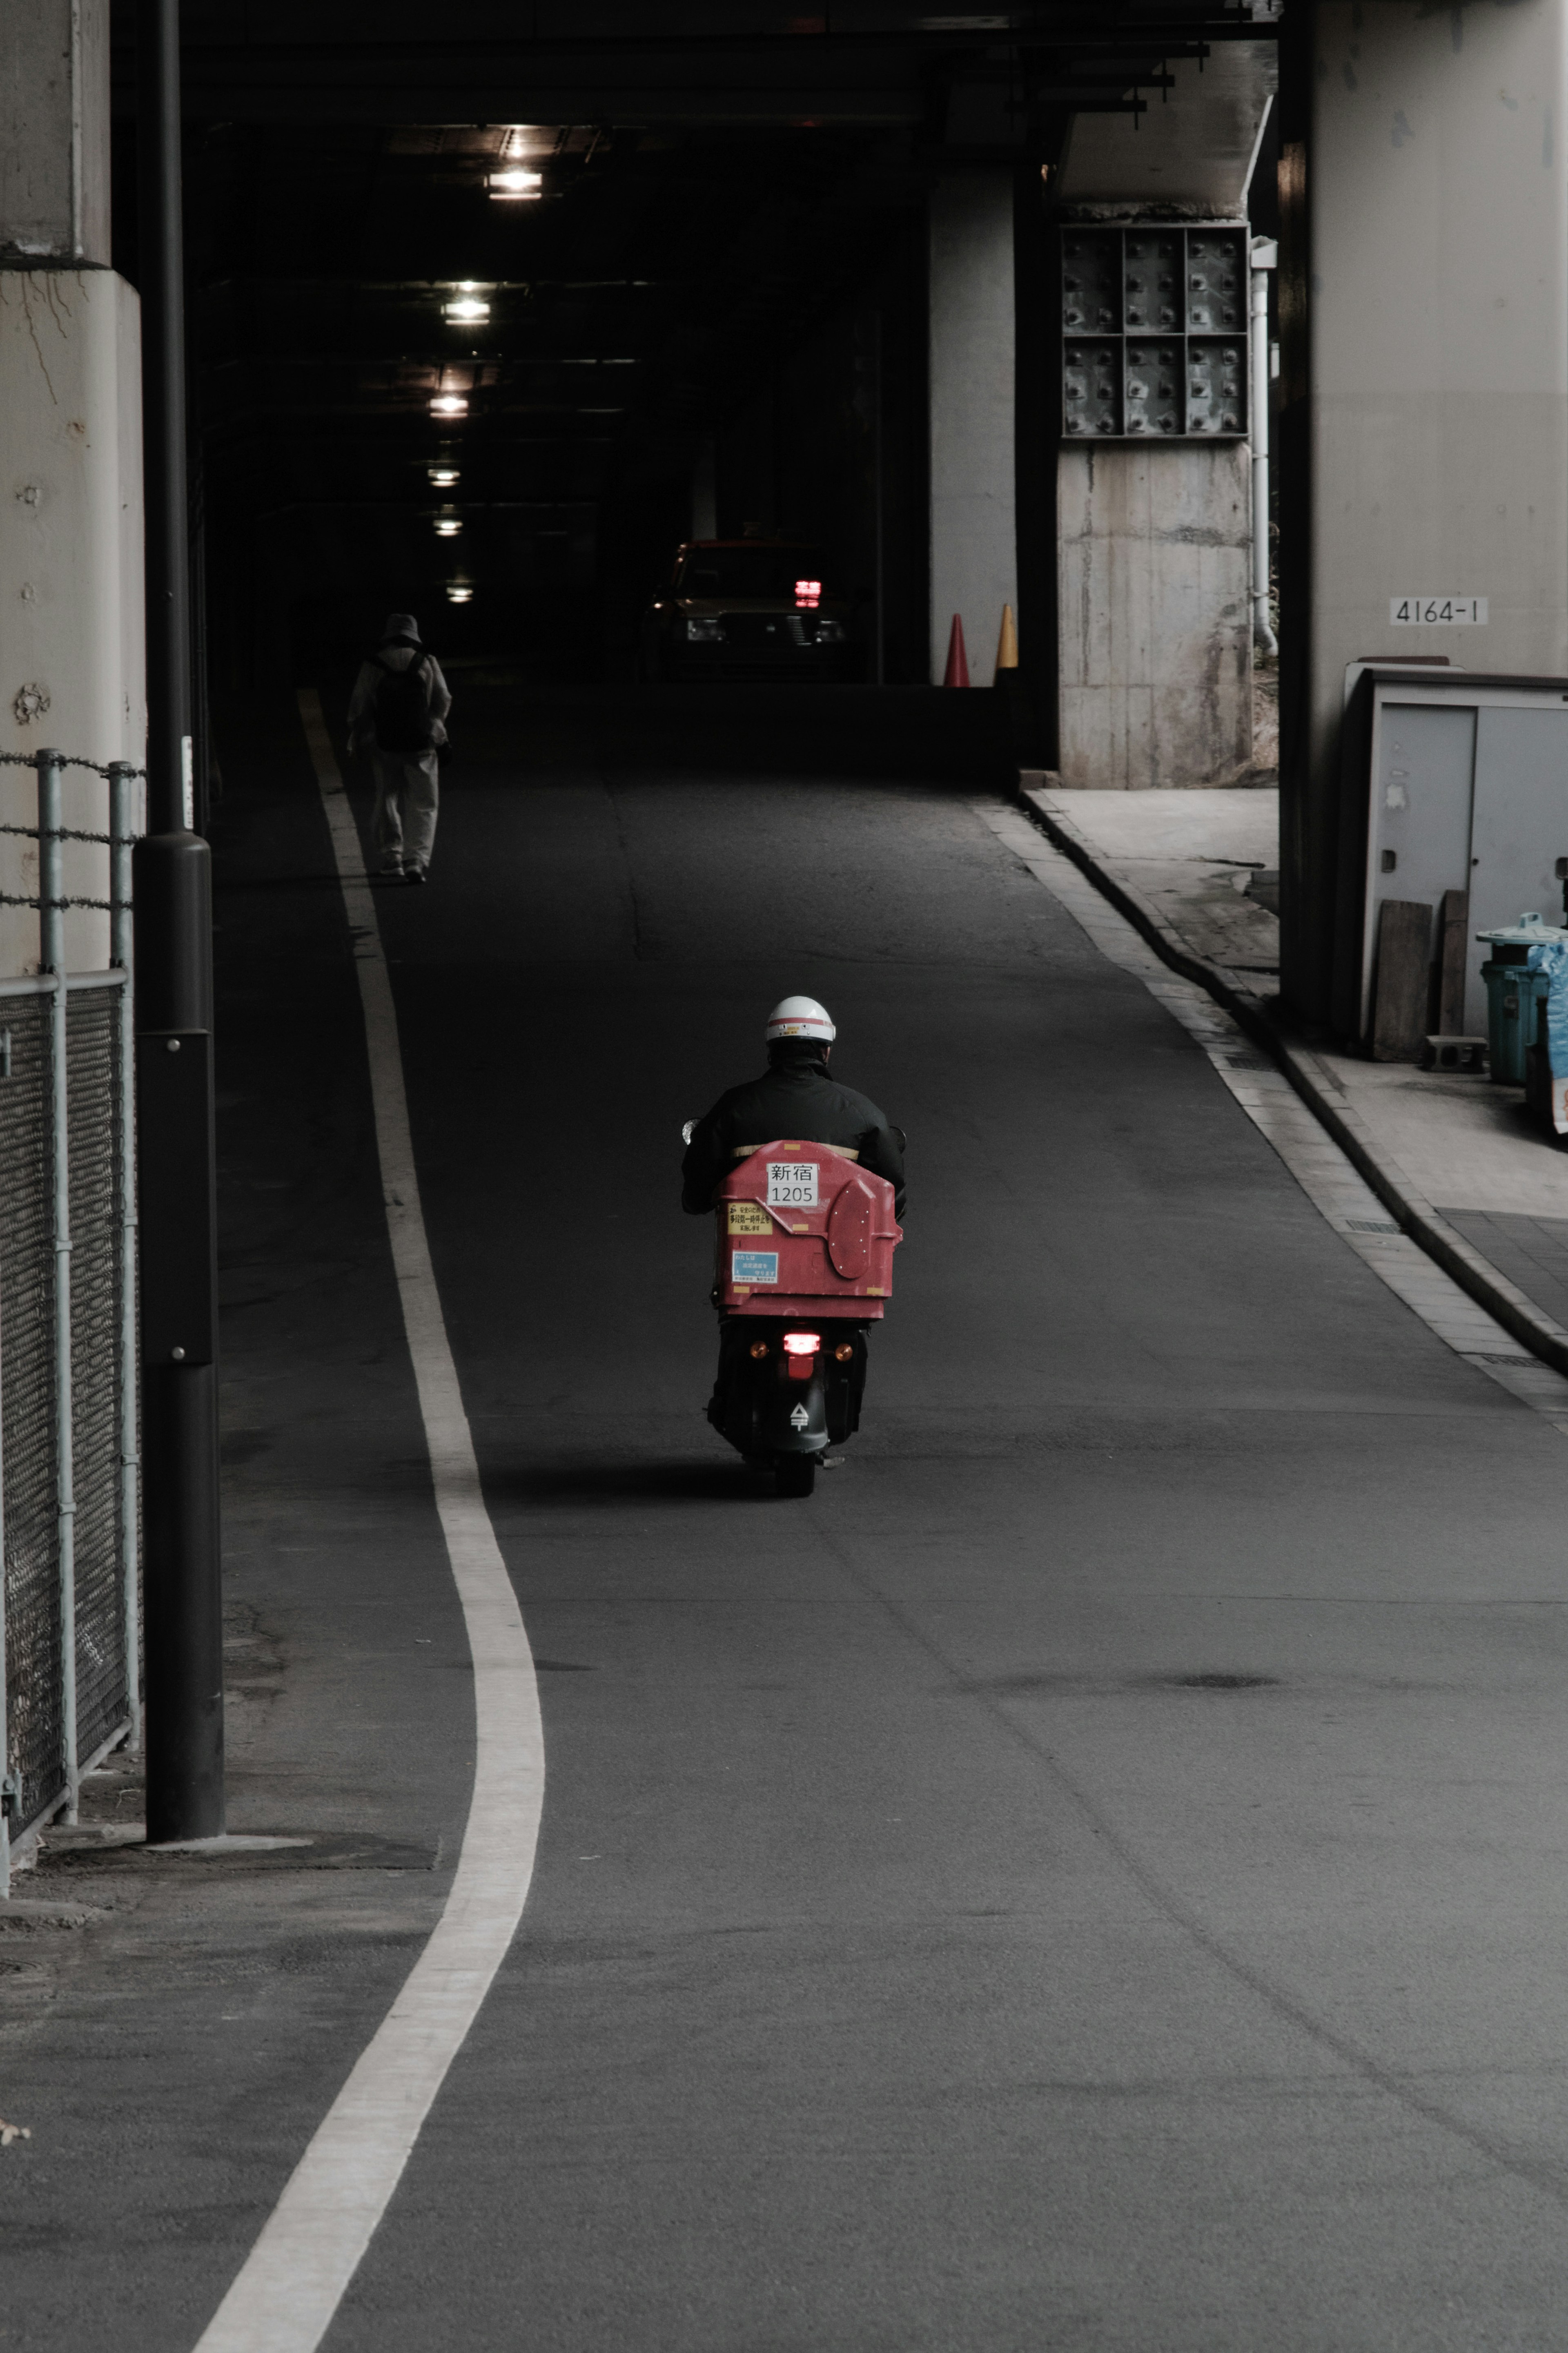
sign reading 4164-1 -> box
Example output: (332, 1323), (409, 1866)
(1390, 596), (1488, 626)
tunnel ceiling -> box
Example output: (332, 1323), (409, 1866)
(109, 0), (1277, 661)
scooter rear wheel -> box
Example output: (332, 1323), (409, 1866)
(775, 1454), (817, 1499)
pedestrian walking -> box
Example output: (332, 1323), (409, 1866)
(346, 613), (452, 883)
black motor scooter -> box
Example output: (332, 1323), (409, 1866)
(707, 1315), (871, 1497)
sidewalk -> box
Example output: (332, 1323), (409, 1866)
(1020, 774), (1568, 1377)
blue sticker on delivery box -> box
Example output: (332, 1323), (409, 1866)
(731, 1250), (779, 1285)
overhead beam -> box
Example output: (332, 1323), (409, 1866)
(110, 25), (1276, 125)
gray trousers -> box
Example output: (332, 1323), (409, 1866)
(371, 749), (439, 870)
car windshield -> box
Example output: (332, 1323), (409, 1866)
(676, 547), (828, 601)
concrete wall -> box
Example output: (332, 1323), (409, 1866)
(929, 171), (1016, 687)
(1058, 444), (1252, 788)
(0, 270), (144, 975)
(1279, 0), (1568, 1024)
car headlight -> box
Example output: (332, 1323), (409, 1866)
(815, 618), (845, 643)
(685, 616), (725, 642)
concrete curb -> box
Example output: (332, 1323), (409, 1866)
(1016, 772), (1568, 1383)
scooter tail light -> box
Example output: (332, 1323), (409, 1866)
(782, 1332), (820, 1355)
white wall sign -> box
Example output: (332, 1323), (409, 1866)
(1389, 597), (1488, 625)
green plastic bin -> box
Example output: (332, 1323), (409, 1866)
(1480, 960), (1551, 1085)
(1476, 914), (1568, 1086)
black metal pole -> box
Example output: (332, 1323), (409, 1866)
(872, 310), (885, 690)
(135, 0), (223, 1844)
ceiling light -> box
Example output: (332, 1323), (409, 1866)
(447, 584), (474, 603)
(430, 393), (468, 417)
(443, 296), (490, 324)
(434, 516), (462, 537)
(428, 465), (460, 486)
(488, 169), (543, 201)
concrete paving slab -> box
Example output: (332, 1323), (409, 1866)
(1042, 786), (1281, 865)
(1319, 1053), (1568, 1217)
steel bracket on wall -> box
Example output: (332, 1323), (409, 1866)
(1060, 223), (1250, 440)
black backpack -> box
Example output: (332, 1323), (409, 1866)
(372, 653), (435, 754)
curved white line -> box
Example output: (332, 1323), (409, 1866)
(193, 693), (545, 2352)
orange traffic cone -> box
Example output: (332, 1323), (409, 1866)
(942, 613), (970, 688)
(994, 603), (1018, 675)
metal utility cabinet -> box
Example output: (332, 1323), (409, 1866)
(1334, 665), (1568, 1048)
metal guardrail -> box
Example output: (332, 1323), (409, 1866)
(0, 748), (143, 1892)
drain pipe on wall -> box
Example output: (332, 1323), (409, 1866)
(109, 763), (142, 1757)
(1250, 236), (1278, 659)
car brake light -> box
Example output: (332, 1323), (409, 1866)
(783, 1333), (820, 1354)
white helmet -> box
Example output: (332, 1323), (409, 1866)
(765, 994), (835, 1044)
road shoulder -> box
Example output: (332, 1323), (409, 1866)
(997, 786), (1568, 1428)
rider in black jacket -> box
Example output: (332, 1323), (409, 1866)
(681, 995), (905, 1217)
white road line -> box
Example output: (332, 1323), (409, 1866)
(978, 801), (1568, 1434)
(192, 694), (545, 2353)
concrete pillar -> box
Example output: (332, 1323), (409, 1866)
(1279, 1), (1568, 1026)
(929, 172), (1017, 687)
(0, 0), (142, 978)
(1056, 442), (1252, 787)
(0, 0), (110, 266)
(1053, 46), (1275, 787)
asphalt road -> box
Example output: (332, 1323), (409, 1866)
(11, 685), (1568, 2349)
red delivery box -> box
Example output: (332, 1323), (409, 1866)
(715, 1140), (902, 1318)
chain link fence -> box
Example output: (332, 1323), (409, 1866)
(0, 749), (140, 1874)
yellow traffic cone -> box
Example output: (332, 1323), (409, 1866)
(994, 603), (1019, 675)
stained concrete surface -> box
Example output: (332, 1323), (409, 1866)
(8, 687), (1568, 2348)
(1036, 784), (1281, 974)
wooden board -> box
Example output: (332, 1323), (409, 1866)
(1435, 887), (1469, 1035)
(1371, 899), (1433, 1062)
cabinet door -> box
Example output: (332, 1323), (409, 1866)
(1365, 702), (1475, 1035)
(1470, 708), (1568, 1030)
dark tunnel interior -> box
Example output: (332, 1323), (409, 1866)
(108, 102), (937, 696)
(102, 1), (1277, 790)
